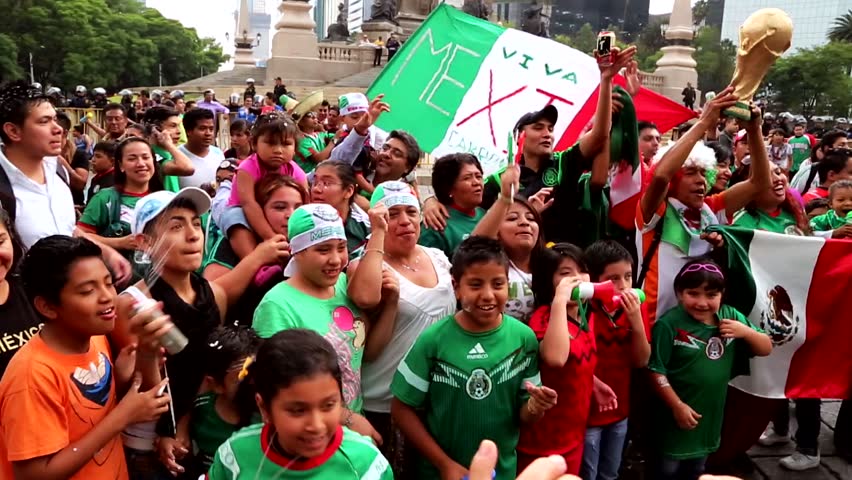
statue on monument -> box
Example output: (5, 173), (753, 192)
(521, 1), (549, 38)
(462, 0), (491, 20)
(370, 0), (399, 23)
(327, 2), (351, 41)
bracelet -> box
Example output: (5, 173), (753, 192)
(364, 248), (385, 256)
(343, 410), (354, 427)
(498, 193), (514, 205)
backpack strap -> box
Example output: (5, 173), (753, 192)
(0, 163), (15, 221)
(635, 217), (664, 288)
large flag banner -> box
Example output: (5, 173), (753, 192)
(712, 226), (852, 400)
(367, 4), (695, 176)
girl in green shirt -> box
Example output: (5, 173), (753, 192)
(311, 161), (372, 259)
(295, 111), (338, 173)
(78, 137), (164, 256)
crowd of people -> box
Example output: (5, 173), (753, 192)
(0, 42), (849, 480)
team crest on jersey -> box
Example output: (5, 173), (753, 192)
(542, 167), (558, 187)
(466, 368), (492, 400)
(705, 336), (724, 360)
(760, 285), (800, 346)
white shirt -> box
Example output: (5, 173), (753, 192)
(0, 150), (76, 248)
(361, 247), (456, 413)
(177, 145), (225, 189)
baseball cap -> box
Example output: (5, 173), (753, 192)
(339, 93), (369, 117)
(514, 104), (558, 134)
(203, 88), (215, 95)
(735, 129), (748, 145)
(371, 181), (419, 210)
(217, 158), (239, 172)
(132, 187), (212, 235)
(284, 204), (347, 277)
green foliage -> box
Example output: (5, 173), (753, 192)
(694, 26), (736, 96)
(0, 34), (23, 83)
(764, 42), (852, 118)
(829, 10), (852, 43)
(635, 18), (667, 72)
(692, 0), (710, 26)
(0, 0), (227, 88)
(560, 23), (597, 55)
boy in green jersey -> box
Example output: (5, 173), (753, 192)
(391, 236), (558, 480)
(206, 329), (392, 480)
(648, 259), (771, 480)
(810, 180), (852, 238)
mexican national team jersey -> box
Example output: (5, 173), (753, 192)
(418, 206), (486, 260)
(205, 424), (392, 480)
(733, 208), (802, 235)
(788, 135), (812, 172)
(810, 210), (847, 232)
(391, 314), (540, 480)
(78, 188), (145, 237)
(648, 304), (761, 459)
(253, 274), (366, 413)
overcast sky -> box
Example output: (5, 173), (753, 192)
(145, 0), (691, 63)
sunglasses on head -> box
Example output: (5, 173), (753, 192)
(681, 263), (724, 277)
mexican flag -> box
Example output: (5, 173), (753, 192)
(712, 226), (852, 399)
(367, 4), (695, 177)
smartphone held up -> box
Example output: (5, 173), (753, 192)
(597, 31), (615, 67)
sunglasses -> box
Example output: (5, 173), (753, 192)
(681, 263), (724, 277)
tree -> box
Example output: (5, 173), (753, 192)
(692, 0), (710, 26)
(829, 10), (852, 43)
(635, 18), (667, 71)
(0, 0), (226, 89)
(0, 34), (23, 83)
(693, 26), (736, 96)
(764, 42), (852, 119)
(569, 23), (597, 55)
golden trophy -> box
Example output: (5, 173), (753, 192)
(724, 8), (793, 120)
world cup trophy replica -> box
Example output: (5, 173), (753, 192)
(724, 8), (793, 120)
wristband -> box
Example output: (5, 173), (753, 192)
(498, 193), (514, 205)
(364, 248), (385, 256)
(343, 410), (354, 427)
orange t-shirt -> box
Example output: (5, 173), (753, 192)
(0, 334), (128, 480)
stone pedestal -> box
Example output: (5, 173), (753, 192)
(266, 1), (325, 84)
(233, 47), (256, 67)
(396, 11), (427, 38)
(655, 45), (698, 102)
(361, 20), (403, 42)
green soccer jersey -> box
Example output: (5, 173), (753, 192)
(153, 146), (180, 192)
(191, 392), (240, 469)
(733, 208), (802, 235)
(296, 132), (335, 173)
(391, 314), (540, 480)
(253, 274), (366, 413)
(789, 135), (812, 172)
(648, 304), (761, 459)
(810, 210), (847, 232)
(206, 424), (393, 480)
(418, 207), (486, 261)
(78, 188), (143, 237)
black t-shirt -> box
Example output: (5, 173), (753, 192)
(70, 149), (90, 205)
(483, 145), (589, 245)
(0, 276), (42, 377)
(86, 170), (115, 205)
(150, 273), (220, 437)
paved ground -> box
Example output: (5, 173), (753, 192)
(742, 401), (851, 480)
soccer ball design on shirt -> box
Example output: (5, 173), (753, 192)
(432, 347), (532, 401)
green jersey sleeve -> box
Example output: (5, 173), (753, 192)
(206, 441), (236, 480)
(78, 189), (111, 231)
(810, 212), (843, 232)
(391, 329), (434, 408)
(648, 318), (675, 375)
(519, 328), (540, 403)
(417, 224), (450, 259)
(720, 305), (763, 378)
(252, 294), (296, 338)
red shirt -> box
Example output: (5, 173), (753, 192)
(587, 303), (649, 427)
(518, 305), (597, 464)
(803, 186), (829, 204)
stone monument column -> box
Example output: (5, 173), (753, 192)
(233, 0), (257, 67)
(653, 0), (699, 103)
(266, 0), (325, 84)
(395, 0), (430, 38)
